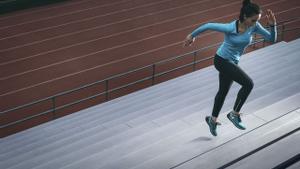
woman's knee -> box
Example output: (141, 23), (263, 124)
(246, 78), (254, 91)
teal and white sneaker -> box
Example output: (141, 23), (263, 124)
(227, 111), (246, 130)
(205, 116), (221, 136)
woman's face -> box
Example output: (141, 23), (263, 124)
(244, 13), (261, 27)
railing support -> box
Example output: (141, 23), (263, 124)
(52, 97), (56, 119)
(253, 34), (257, 49)
(152, 64), (156, 85)
(281, 24), (285, 41)
(193, 52), (197, 71)
(105, 80), (109, 101)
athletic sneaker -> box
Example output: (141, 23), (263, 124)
(205, 116), (221, 136)
(227, 111), (246, 130)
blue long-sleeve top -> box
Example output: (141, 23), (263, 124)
(191, 20), (277, 64)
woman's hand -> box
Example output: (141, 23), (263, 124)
(183, 34), (195, 47)
(266, 9), (276, 26)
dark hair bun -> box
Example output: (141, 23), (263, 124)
(243, 0), (251, 7)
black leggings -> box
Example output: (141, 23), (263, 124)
(212, 55), (254, 118)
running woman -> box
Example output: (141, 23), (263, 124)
(184, 0), (277, 136)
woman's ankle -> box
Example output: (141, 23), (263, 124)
(232, 110), (240, 115)
(212, 116), (218, 122)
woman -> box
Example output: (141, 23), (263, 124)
(184, 0), (277, 136)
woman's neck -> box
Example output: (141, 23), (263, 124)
(238, 20), (249, 33)
(239, 21), (248, 30)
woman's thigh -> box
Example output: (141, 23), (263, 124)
(214, 56), (253, 86)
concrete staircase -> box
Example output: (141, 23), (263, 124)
(1, 38), (300, 169)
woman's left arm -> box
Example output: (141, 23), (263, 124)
(255, 9), (277, 42)
(255, 22), (277, 42)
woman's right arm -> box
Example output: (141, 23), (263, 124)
(184, 22), (234, 46)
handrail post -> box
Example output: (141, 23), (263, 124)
(105, 80), (109, 101)
(281, 24), (285, 41)
(152, 64), (156, 85)
(193, 51), (197, 71)
(253, 34), (257, 49)
(52, 97), (56, 119)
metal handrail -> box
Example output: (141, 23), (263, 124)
(1, 18), (300, 129)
